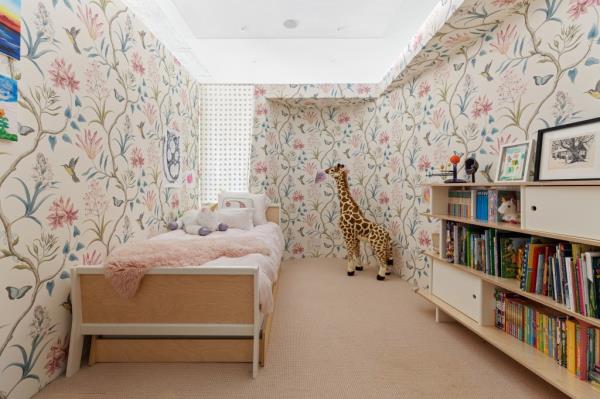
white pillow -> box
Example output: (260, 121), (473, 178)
(217, 208), (254, 230)
(218, 192), (268, 225)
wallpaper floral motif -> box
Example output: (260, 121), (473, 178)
(0, 1), (200, 398)
(250, 0), (600, 286)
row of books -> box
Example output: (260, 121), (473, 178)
(441, 221), (527, 278)
(442, 221), (600, 319)
(495, 290), (600, 382)
(519, 242), (600, 318)
(447, 190), (473, 219)
(446, 189), (520, 223)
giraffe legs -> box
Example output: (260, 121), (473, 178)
(370, 234), (394, 280)
(344, 234), (360, 276)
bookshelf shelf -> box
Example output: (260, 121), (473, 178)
(423, 180), (600, 187)
(422, 212), (600, 248)
(424, 251), (600, 329)
(416, 289), (600, 398)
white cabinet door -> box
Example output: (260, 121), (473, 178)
(432, 260), (482, 322)
(524, 186), (600, 240)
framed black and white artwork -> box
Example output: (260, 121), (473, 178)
(162, 128), (182, 187)
(534, 117), (600, 181)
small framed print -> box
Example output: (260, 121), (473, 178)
(495, 140), (535, 182)
(534, 117), (600, 181)
(162, 128), (182, 188)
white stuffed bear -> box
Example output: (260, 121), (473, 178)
(168, 207), (228, 235)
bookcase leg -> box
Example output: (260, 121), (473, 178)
(435, 307), (455, 323)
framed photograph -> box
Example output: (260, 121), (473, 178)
(495, 140), (534, 182)
(534, 117), (600, 181)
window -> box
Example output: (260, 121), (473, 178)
(199, 85), (254, 203)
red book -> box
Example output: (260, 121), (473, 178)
(529, 245), (548, 292)
(578, 323), (590, 380)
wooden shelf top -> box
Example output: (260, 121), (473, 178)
(416, 289), (600, 398)
(424, 251), (600, 329)
(422, 212), (600, 247)
(423, 180), (600, 187)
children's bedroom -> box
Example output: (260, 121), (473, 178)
(2, 0), (600, 397)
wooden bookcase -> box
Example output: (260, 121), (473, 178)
(419, 181), (600, 398)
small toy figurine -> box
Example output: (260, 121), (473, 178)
(427, 153), (466, 183)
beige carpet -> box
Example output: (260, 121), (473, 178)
(36, 258), (566, 399)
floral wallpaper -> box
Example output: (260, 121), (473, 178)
(250, 0), (600, 286)
(0, 1), (200, 398)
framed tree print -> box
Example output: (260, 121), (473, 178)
(534, 117), (600, 181)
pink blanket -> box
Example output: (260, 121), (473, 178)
(104, 237), (271, 298)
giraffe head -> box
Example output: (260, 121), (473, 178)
(325, 163), (347, 180)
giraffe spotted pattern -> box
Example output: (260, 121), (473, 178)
(325, 164), (393, 280)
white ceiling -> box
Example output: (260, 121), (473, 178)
(125, 0), (440, 84)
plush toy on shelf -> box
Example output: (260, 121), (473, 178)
(168, 207), (228, 236)
(497, 197), (520, 224)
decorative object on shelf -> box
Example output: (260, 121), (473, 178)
(465, 156), (479, 183)
(324, 163), (393, 280)
(534, 117), (600, 181)
(427, 153), (466, 183)
(0, 74), (17, 142)
(497, 192), (520, 224)
(495, 140), (535, 182)
(0, 0), (20, 60)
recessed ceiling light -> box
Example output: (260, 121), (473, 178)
(283, 19), (299, 29)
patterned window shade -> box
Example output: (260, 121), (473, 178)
(199, 85), (254, 203)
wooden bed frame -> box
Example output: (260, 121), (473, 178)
(66, 205), (281, 379)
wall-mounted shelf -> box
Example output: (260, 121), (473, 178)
(417, 289), (600, 398)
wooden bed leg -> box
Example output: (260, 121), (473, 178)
(88, 336), (97, 366)
(259, 333), (265, 367)
(66, 270), (84, 377)
(252, 268), (260, 378)
(259, 271), (280, 368)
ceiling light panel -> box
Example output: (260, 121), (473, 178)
(171, 0), (401, 38)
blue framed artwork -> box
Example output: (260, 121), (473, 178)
(0, 0), (20, 60)
(0, 74), (17, 141)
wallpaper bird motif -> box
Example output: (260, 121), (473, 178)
(0, 1), (200, 398)
(250, 0), (600, 286)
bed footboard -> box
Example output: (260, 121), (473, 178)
(66, 265), (261, 378)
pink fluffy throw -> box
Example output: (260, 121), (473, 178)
(104, 237), (270, 298)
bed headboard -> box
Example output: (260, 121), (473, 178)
(208, 203), (280, 225)
(265, 205), (280, 225)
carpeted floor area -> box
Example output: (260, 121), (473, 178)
(36, 258), (566, 399)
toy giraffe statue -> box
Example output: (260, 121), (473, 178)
(325, 164), (393, 280)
